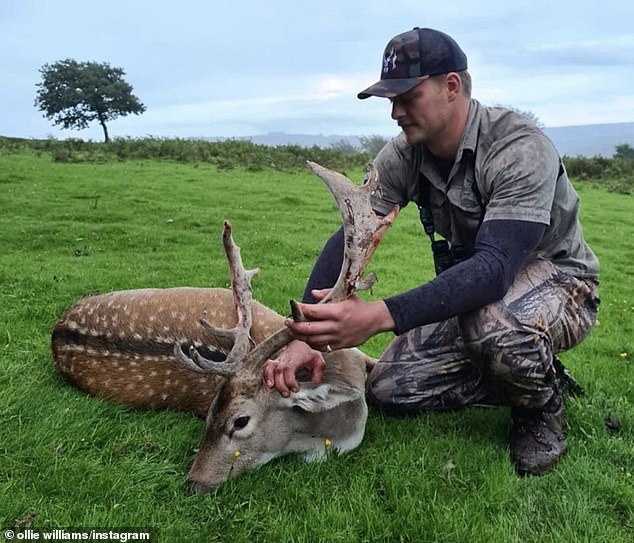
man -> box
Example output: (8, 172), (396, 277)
(263, 27), (600, 475)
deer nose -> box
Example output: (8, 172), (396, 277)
(188, 478), (216, 494)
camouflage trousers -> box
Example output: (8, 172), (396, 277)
(367, 260), (600, 415)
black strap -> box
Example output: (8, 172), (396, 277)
(418, 176), (435, 243)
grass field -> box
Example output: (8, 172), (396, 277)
(0, 151), (632, 542)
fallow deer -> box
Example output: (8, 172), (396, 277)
(52, 161), (399, 492)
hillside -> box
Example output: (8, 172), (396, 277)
(544, 122), (634, 157)
(217, 122), (634, 158)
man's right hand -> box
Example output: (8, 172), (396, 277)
(263, 340), (326, 397)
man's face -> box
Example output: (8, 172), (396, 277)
(389, 76), (450, 146)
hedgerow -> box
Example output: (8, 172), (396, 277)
(0, 135), (373, 173)
(0, 135), (632, 193)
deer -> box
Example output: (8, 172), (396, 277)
(52, 161), (399, 493)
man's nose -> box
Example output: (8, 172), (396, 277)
(391, 100), (404, 121)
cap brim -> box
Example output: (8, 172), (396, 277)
(357, 77), (424, 100)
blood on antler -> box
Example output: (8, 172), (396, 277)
(174, 161), (399, 378)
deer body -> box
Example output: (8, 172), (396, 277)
(52, 286), (370, 416)
(53, 287), (284, 417)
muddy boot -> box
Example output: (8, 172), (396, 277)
(510, 392), (567, 476)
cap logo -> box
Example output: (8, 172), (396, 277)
(383, 47), (397, 74)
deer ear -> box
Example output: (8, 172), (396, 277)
(285, 382), (363, 413)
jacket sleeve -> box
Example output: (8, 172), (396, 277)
(384, 219), (546, 335)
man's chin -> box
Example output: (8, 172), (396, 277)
(401, 128), (425, 145)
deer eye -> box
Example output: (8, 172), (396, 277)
(233, 416), (250, 430)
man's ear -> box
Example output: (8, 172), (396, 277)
(446, 72), (461, 101)
(283, 382), (363, 413)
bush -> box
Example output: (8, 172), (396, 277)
(563, 154), (634, 194)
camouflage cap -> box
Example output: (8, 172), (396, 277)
(358, 27), (468, 99)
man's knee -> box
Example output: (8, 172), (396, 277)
(366, 371), (409, 416)
(459, 303), (510, 362)
(366, 367), (437, 417)
(459, 304), (555, 407)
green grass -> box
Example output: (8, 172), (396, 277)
(1, 151), (633, 542)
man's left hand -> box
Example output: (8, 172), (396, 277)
(285, 289), (395, 351)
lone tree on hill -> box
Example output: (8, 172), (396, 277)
(35, 59), (146, 142)
(614, 143), (634, 159)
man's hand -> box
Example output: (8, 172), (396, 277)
(263, 291), (394, 396)
(285, 289), (395, 352)
(263, 340), (326, 397)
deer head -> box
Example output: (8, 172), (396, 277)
(176, 161), (399, 492)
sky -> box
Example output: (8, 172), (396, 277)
(1, 0), (634, 141)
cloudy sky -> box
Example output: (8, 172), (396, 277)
(1, 0), (633, 141)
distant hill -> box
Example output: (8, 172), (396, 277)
(247, 131), (363, 149)
(208, 132), (364, 149)
(544, 122), (634, 157)
(209, 122), (634, 158)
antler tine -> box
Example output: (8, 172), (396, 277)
(173, 343), (235, 377)
(174, 221), (259, 377)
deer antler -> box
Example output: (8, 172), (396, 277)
(304, 161), (397, 302)
(174, 221), (259, 377)
(176, 161), (399, 378)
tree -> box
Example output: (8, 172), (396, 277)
(329, 138), (359, 155)
(495, 104), (545, 129)
(35, 59), (146, 142)
(359, 134), (390, 155)
(614, 143), (634, 160)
